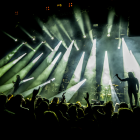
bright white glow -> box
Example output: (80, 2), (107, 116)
(52, 52), (61, 64)
(74, 40), (79, 51)
(118, 47), (120, 49)
(13, 53), (27, 64)
(66, 52), (85, 89)
(41, 78), (55, 87)
(83, 35), (86, 38)
(32, 53), (43, 63)
(51, 37), (54, 40)
(107, 34), (110, 37)
(22, 77), (34, 83)
(15, 39), (17, 41)
(34, 50), (36, 52)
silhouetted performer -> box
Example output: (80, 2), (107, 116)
(12, 75), (21, 93)
(116, 72), (139, 108)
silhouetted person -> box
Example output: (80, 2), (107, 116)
(12, 75), (21, 93)
(116, 72), (139, 108)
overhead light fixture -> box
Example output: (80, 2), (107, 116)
(107, 33), (110, 37)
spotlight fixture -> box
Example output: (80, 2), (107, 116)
(22, 42), (27, 44)
(32, 36), (35, 41)
(107, 34), (110, 37)
(42, 41), (46, 43)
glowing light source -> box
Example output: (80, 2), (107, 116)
(107, 33), (110, 37)
(51, 37), (54, 40)
(15, 39), (17, 41)
(83, 35), (86, 38)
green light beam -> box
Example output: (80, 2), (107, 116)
(44, 42), (54, 51)
(48, 79), (87, 103)
(74, 7), (85, 36)
(100, 51), (112, 103)
(0, 53), (27, 78)
(47, 18), (68, 49)
(107, 9), (115, 35)
(0, 43), (42, 85)
(5, 53), (43, 84)
(0, 44), (23, 68)
(42, 25), (53, 38)
(18, 78), (55, 97)
(14, 41), (62, 94)
(84, 12), (93, 42)
(3, 31), (17, 41)
(25, 43), (35, 51)
(40, 41), (74, 99)
(19, 26), (33, 39)
(55, 17), (72, 41)
(0, 83), (14, 93)
(66, 52), (85, 89)
(77, 39), (96, 104)
(26, 52), (61, 90)
(66, 52), (85, 103)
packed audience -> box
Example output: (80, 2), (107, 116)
(0, 90), (139, 140)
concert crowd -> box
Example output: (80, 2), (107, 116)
(0, 87), (139, 140)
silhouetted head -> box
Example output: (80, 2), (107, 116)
(52, 97), (59, 104)
(128, 72), (134, 78)
(119, 102), (128, 108)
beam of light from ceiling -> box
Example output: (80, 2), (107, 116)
(2, 31), (17, 41)
(40, 41), (74, 99)
(25, 43), (36, 52)
(74, 6), (86, 37)
(107, 8), (115, 37)
(44, 42), (54, 51)
(46, 17), (68, 49)
(19, 25), (34, 40)
(0, 43), (23, 68)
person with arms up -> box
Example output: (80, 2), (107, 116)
(116, 72), (139, 109)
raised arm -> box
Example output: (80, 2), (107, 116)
(116, 74), (128, 81)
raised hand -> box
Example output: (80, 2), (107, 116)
(33, 86), (40, 98)
(62, 92), (66, 100)
(84, 92), (89, 101)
